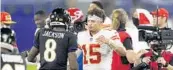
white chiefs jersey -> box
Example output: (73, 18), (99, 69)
(77, 29), (122, 70)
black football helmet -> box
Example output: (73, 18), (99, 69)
(49, 8), (71, 30)
(0, 28), (16, 53)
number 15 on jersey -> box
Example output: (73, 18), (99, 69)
(82, 44), (101, 64)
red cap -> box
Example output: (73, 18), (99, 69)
(0, 12), (16, 24)
(151, 8), (169, 19)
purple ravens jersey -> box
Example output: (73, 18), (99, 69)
(34, 28), (77, 70)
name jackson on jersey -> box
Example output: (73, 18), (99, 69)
(42, 31), (65, 38)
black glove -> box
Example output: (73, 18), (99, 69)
(132, 62), (149, 70)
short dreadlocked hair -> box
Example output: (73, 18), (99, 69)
(35, 10), (46, 17)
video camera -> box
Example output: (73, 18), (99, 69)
(138, 26), (173, 50)
(132, 6), (173, 70)
(132, 26), (173, 70)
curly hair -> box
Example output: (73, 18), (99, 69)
(111, 8), (129, 30)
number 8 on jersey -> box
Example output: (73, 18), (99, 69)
(44, 39), (56, 62)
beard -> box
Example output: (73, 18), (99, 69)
(36, 21), (45, 28)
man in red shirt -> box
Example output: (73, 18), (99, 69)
(134, 8), (173, 70)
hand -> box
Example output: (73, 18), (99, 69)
(157, 57), (166, 65)
(142, 57), (151, 64)
(96, 35), (109, 45)
(137, 50), (149, 59)
(126, 50), (137, 63)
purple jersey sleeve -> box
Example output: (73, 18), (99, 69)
(33, 29), (41, 49)
(68, 34), (77, 52)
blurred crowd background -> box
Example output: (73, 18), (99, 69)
(1, 0), (173, 52)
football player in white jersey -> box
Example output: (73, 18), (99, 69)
(77, 8), (126, 70)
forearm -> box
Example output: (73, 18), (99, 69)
(106, 39), (126, 56)
(68, 52), (78, 70)
(167, 64), (173, 70)
(27, 47), (39, 62)
(126, 50), (137, 63)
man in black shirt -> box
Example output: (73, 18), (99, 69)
(27, 8), (78, 70)
(34, 10), (47, 29)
